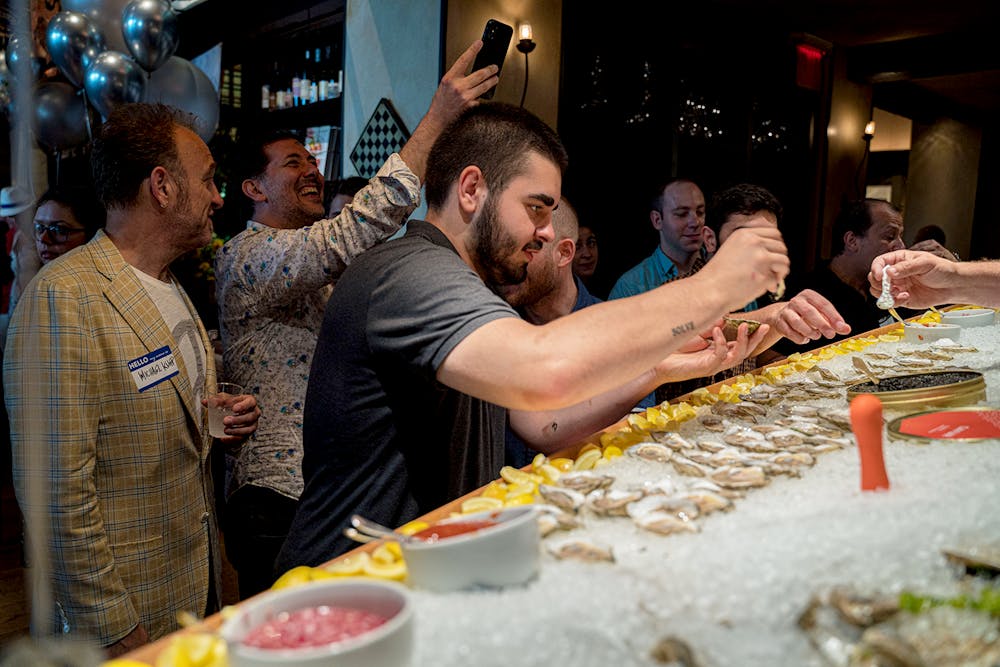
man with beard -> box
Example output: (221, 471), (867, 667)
(215, 41), (496, 597)
(276, 103), (787, 570)
(500, 197), (766, 467)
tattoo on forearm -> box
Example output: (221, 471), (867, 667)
(671, 321), (695, 336)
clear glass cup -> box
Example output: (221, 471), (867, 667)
(207, 382), (244, 438)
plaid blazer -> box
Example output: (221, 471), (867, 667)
(4, 231), (221, 646)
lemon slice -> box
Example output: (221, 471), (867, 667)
(480, 480), (508, 500)
(103, 661), (152, 667)
(372, 542), (400, 564)
(503, 493), (535, 506)
(537, 463), (562, 483)
(549, 457), (574, 472)
(573, 448), (602, 471)
(602, 445), (622, 460)
(362, 557), (408, 581)
(504, 482), (537, 498)
(397, 520), (430, 536)
(322, 551), (371, 576)
(154, 633), (226, 667)
(461, 496), (503, 513)
(270, 565), (316, 590)
(499, 466), (543, 486)
(531, 452), (548, 471)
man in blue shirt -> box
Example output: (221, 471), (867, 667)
(609, 178), (708, 300)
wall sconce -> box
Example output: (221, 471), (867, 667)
(516, 22), (536, 107)
(864, 120), (876, 142)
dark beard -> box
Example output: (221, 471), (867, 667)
(472, 194), (538, 294)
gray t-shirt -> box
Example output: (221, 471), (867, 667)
(277, 221), (517, 569)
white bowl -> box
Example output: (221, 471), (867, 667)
(400, 506), (540, 592)
(902, 322), (962, 343)
(940, 308), (996, 327)
(219, 579), (413, 667)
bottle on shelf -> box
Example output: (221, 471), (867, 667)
(299, 48), (312, 107)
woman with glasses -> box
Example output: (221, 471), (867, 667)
(33, 186), (105, 265)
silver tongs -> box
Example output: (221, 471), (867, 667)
(342, 514), (414, 545)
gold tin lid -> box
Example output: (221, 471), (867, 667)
(845, 369), (986, 410)
(887, 406), (1000, 443)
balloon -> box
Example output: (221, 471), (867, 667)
(122, 0), (179, 72)
(62, 0), (132, 54)
(33, 81), (93, 151)
(46, 11), (107, 88)
(5, 35), (38, 79)
(84, 50), (146, 119)
(146, 56), (219, 142)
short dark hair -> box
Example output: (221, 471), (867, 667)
(831, 198), (900, 256)
(235, 128), (304, 183)
(91, 103), (198, 211)
(37, 185), (105, 240)
(424, 103), (568, 211)
(706, 183), (783, 235)
(649, 177), (698, 213)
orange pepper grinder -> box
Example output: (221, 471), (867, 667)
(850, 393), (890, 491)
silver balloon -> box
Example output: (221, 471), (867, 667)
(46, 11), (107, 88)
(146, 56), (219, 142)
(33, 81), (92, 151)
(122, 0), (179, 72)
(62, 0), (132, 54)
(84, 50), (146, 119)
(5, 35), (37, 79)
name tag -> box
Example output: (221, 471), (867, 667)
(128, 346), (179, 392)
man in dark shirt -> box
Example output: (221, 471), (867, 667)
(276, 103), (788, 570)
(774, 198), (905, 355)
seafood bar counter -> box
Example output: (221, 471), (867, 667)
(125, 315), (1000, 667)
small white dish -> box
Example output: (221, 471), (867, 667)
(940, 308), (996, 328)
(400, 505), (540, 592)
(219, 579), (413, 667)
(903, 322), (962, 343)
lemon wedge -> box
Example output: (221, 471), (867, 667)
(270, 565), (316, 590)
(154, 633), (226, 667)
(362, 557), (408, 581)
(322, 551), (372, 576)
(461, 496), (503, 513)
(398, 520), (430, 536)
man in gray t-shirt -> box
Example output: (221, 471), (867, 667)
(277, 103), (789, 571)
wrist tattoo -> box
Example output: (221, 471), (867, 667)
(671, 321), (696, 336)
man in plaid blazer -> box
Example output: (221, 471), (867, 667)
(4, 104), (260, 656)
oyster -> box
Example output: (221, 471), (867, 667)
(634, 510), (700, 536)
(695, 438), (727, 453)
(558, 471), (615, 494)
(683, 490), (733, 514)
(548, 540), (615, 563)
(671, 454), (709, 477)
(710, 465), (768, 489)
(781, 404), (820, 418)
(765, 429), (806, 448)
(722, 316), (762, 342)
(586, 488), (644, 517)
(627, 442), (674, 463)
(538, 484), (585, 512)
(699, 414), (727, 432)
(535, 504), (583, 537)
(652, 432), (696, 451)
(808, 366), (842, 383)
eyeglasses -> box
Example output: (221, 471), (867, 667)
(33, 223), (86, 243)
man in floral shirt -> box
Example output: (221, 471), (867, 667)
(214, 42), (498, 597)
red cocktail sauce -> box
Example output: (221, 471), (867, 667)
(412, 519), (498, 541)
(243, 605), (388, 650)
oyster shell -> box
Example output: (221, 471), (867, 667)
(538, 484), (585, 512)
(548, 540), (615, 563)
(558, 471), (615, 494)
(586, 488), (644, 517)
(627, 442), (674, 464)
(634, 510), (700, 536)
(710, 465), (769, 489)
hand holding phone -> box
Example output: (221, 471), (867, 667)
(471, 19), (513, 99)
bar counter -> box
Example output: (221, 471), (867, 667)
(123, 318), (1000, 666)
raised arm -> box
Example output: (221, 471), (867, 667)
(398, 41), (499, 182)
(439, 226), (788, 411)
(509, 323), (770, 451)
(870, 250), (1000, 308)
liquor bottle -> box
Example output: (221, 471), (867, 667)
(232, 63), (242, 109)
(300, 49), (311, 106)
(309, 47), (320, 103)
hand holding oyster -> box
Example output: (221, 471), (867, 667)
(722, 316), (763, 342)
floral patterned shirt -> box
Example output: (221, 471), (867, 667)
(215, 153), (420, 499)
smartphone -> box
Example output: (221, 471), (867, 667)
(471, 19), (513, 99)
